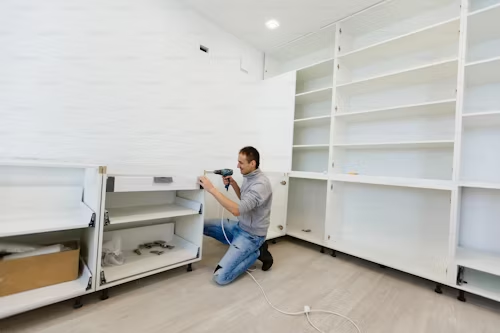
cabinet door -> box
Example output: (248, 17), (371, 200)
(266, 172), (289, 239)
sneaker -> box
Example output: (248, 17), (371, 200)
(258, 241), (273, 271)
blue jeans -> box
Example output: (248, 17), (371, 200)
(204, 219), (266, 285)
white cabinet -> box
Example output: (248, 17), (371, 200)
(263, 0), (500, 303)
(0, 162), (102, 319)
(97, 171), (204, 290)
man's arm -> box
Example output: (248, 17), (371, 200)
(199, 176), (240, 216)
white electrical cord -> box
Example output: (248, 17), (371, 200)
(218, 207), (361, 333)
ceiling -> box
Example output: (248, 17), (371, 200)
(185, 0), (383, 52)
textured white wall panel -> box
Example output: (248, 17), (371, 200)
(0, 0), (295, 178)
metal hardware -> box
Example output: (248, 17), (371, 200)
(99, 166), (107, 174)
(458, 290), (466, 302)
(302, 229), (311, 232)
(134, 249), (142, 255)
(100, 271), (107, 285)
(199, 203), (203, 215)
(457, 266), (466, 285)
(280, 180), (287, 185)
(86, 277), (92, 291)
(104, 210), (110, 226)
(339, 28), (342, 34)
(328, 235), (331, 240)
(278, 225), (284, 230)
(106, 177), (115, 192)
(89, 213), (96, 227)
(332, 162), (335, 168)
(337, 64), (340, 70)
(150, 250), (164, 255)
(435, 283), (443, 294)
(154, 177), (173, 184)
(331, 184), (333, 190)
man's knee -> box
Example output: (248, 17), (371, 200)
(212, 265), (233, 285)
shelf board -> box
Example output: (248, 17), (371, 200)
(0, 202), (95, 238)
(331, 238), (447, 283)
(333, 140), (454, 150)
(463, 110), (500, 127)
(289, 171), (329, 180)
(295, 87), (333, 105)
(469, 2), (500, 17)
(294, 115), (331, 127)
(339, 17), (460, 59)
(0, 263), (91, 319)
(456, 247), (500, 277)
(266, 229), (285, 240)
(465, 56), (500, 86)
(293, 57), (335, 74)
(292, 144), (330, 149)
(296, 59), (334, 81)
(103, 235), (198, 283)
(335, 99), (456, 122)
(107, 203), (199, 225)
(336, 58), (459, 89)
(331, 174), (454, 191)
(465, 55), (500, 68)
(459, 181), (500, 190)
(286, 228), (326, 246)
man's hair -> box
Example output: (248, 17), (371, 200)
(239, 146), (260, 169)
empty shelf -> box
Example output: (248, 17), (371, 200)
(295, 87), (333, 104)
(0, 263), (91, 319)
(331, 174), (454, 190)
(289, 171), (329, 180)
(339, 17), (460, 59)
(333, 140), (454, 150)
(456, 247), (500, 277)
(286, 228), (326, 246)
(336, 59), (459, 89)
(335, 99), (456, 122)
(107, 204), (199, 225)
(1, 203), (95, 238)
(460, 181), (500, 190)
(294, 115), (331, 126)
(293, 144), (329, 149)
(102, 235), (198, 283)
(469, 3), (500, 17)
(332, 238), (447, 283)
(463, 110), (500, 127)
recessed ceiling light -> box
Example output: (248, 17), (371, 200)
(265, 19), (280, 30)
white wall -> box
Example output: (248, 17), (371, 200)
(0, 0), (295, 177)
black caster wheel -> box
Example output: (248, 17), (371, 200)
(435, 284), (443, 294)
(379, 265), (386, 269)
(458, 290), (466, 302)
(272, 240), (277, 244)
(73, 296), (83, 309)
(320, 247), (325, 254)
(100, 289), (109, 301)
(187, 263), (193, 272)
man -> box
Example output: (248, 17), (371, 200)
(198, 146), (274, 285)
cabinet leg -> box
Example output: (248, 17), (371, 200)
(379, 265), (386, 269)
(73, 296), (83, 309)
(320, 247), (325, 254)
(435, 283), (443, 294)
(187, 263), (193, 272)
(458, 290), (466, 302)
(100, 289), (109, 301)
(331, 249), (337, 257)
(272, 240), (277, 244)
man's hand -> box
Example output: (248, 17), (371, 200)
(198, 176), (216, 194)
(223, 176), (235, 188)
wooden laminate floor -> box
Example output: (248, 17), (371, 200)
(2, 237), (500, 333)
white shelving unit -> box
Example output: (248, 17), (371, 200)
(0, 162), (102, 319)
(263, 0), (500, 304)
(97, 171), (204, 290)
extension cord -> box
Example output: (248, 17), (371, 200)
(217, 207), (361, 333)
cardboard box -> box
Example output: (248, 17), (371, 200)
(0, 241), (80, 297)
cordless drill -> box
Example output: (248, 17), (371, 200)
(207, 169), (233, 191)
